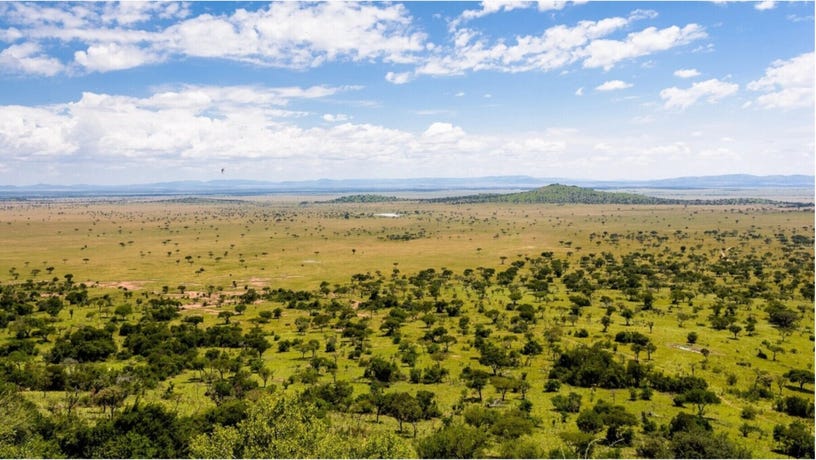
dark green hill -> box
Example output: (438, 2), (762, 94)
(328, 194), (401, 203)
(433, 184), (808, 206)
(433, 184), (669, 204)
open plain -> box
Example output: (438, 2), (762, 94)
(1, 196), (813, 458)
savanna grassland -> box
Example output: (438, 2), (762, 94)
(0, 196), (813, 458)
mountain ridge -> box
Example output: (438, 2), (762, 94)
(1, 174), (812, 197)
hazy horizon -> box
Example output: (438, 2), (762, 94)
(2, 172), (813, 190)
(0, 1), (813, 185)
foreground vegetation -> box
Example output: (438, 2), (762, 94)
(0, 196), (813, 458)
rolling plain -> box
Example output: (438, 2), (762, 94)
(0, 192), (813, 458)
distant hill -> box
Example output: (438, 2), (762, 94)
(328, 194), (401, 203)
(433, 184), (810, 206)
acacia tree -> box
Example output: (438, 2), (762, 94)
(385, 392), (422, 436)
(783, 369), (814, 390)
(682, 389), (721, 417)
(461, 367), (491, 402)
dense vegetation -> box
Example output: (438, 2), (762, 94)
(0, 198), (813, 458)
(329, 194), (402, 203)
(433, 184), (810, 206)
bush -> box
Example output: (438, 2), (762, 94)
(549, 343), (628, 388)
(544, 379), (561, 392)
(775, 396), (815, 418)
(614, 331), (650, 346)
(416, 423), (487, 459)
(774, 421), (816, 459)
(686, 332), (698, 344)
(48, 327), (116, 363)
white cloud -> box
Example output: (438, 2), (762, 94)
(0, 2), (427, 74)
(322, 113), (350, 123)
(418, 15), (633, 76)
(420, 10), (705, 78)
(0, 42), (64, 76)
(747, 52), (814, 109)
(0, 87), (575, 177)
(581, 24), (707, 70)
(2, 85), (810, 184)
(660, 78), (739, 110)
(453, 0), (585, 29)
(0, 105), (77, 156)
(755, 1), (776, 11)
(575, 87), (584, 96)
(423, 122), (466, 140)
(0, 28), (23, 42)
(451, 1), (536, 30)
(385, 71), (413, 85)
(674, 68), (700, 78)
(74, 43), (159, 72)
(595, 80), (632, 91)
(162, 2), (426, 68)
(0, 2), (707, 81)
(100, 1), (191, 26)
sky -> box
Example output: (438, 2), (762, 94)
(0, 0), (813, 186)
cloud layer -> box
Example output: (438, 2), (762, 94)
(0, 2), (708, 80)
(0, 2), (427, 73)
(0, 2), (812, 184)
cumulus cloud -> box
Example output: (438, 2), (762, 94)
(100, 1), (191, 26)
(755, 1), (776, 11)
(674, 68), (700, 78)
(74, 43), (159, 72)
(0, 42), (64, 76)
(0, 86), (585, 178)
(450, 1), (576, 30)
(419, 10), (703, 77)
(385, 71), (413, 84)
(595, 80), (632, 91)
(0, 105), (77, 156)
(453, 0), (586, 28)
(747, 52), (814, 109)
(1, 2), (707, 82)
(660, 78), (739, 110)
(581, 24), (706, 70)
(0, 2), (427, 75)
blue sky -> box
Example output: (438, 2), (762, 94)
(0, 1), (813, 185)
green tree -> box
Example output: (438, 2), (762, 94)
(681, 389), (721, 417)
(478, 341), (517, 375)
(491, 375), (519, 401)
(774, 421), (816, 459)
(416, 423), (487, 459)
(48, 326), (116, 363)
(728, 324), (742, 339)
(784, 369), (814, 390)
(292, 316), (309, 333)
(384, 392), (422, 436)
(190, 394), (345, 458)
(461, 366), (491, 402)
(601, 315), (612, 332)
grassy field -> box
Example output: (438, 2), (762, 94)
(0, 196), (813, 458)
